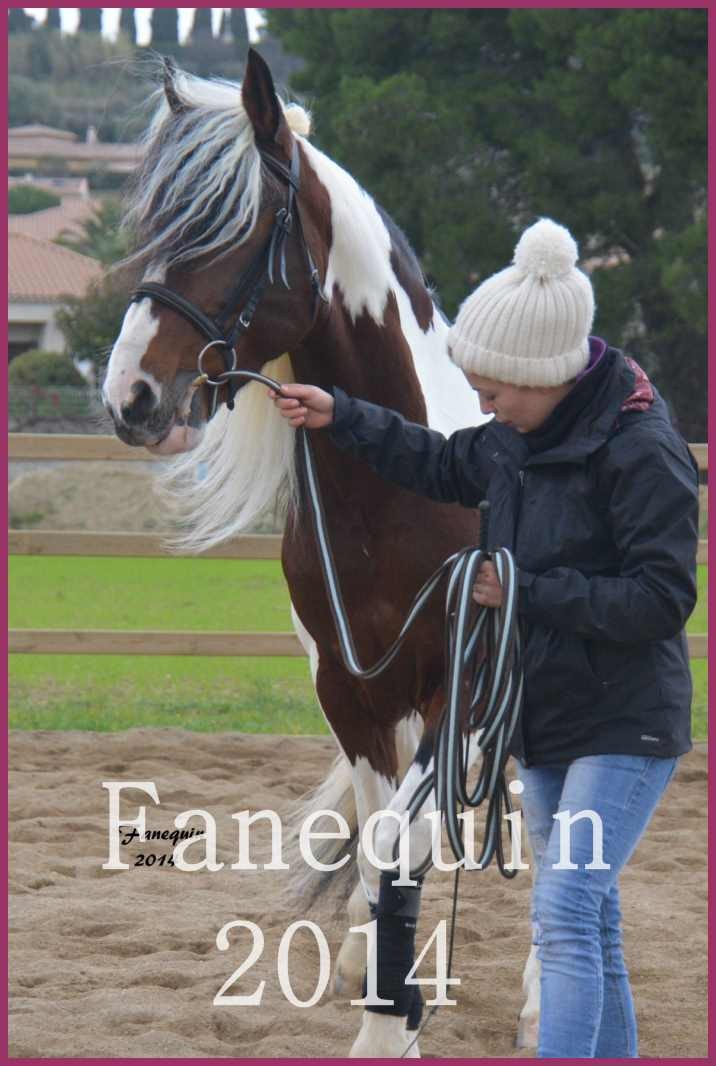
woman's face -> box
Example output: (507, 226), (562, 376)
(464, 371), (572, 433)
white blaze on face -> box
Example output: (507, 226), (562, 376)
(102, 298), (163, 415)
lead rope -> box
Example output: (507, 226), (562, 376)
(296, 423), (523, 874)
(200, 370), (524, 1052)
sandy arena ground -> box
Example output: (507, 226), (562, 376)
(9, 730), (708, 1059)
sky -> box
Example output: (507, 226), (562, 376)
(22, 8), (264, 45)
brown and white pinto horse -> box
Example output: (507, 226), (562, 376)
(103, 50), (540, 1057)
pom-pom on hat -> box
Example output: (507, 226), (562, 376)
(448, 218), (595, 387)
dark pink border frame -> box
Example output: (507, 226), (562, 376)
(3, 1), (712, 1062)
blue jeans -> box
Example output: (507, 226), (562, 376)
(517, 753), (678, 1058)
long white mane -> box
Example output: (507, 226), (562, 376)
(141, 69), (482, 553)
(123, 69), (310, 270)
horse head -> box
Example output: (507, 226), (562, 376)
(103, 49), (328, 455)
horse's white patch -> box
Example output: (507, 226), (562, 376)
(350, 1011), (417, 1058)
(393, 286), (486, 436)
(103, 298), (162, 414)
(372, 758), (436, 876)
(395, 712), (424, 779)
(352, 756), (396, 903)
(300, 139), (486, 438)
(290, 602), (320, 685)
(301, 140), (394, 325)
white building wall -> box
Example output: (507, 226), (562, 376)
(8, 299), (66, 353)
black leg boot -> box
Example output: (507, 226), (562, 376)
(366, 871), (423, 1017)
(407, 985), (424, 1032)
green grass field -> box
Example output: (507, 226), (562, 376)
(9, 558), (708, 740)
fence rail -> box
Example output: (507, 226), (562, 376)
(9, 434), (708, 660)
(9, 630), (305, 657)
(9, 530), (283, 560)
(8, 433), (710, 471)
(8, 529), (708, 566)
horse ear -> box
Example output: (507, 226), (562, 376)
(241, 48), (283, 143)
(162, 56), (187, 116)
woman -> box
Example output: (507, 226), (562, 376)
(269, 217), (699, 1058)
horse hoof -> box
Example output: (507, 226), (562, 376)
(333, 968), (364, 999)
(349, 1014), (418, 1058)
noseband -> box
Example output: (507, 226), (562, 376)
(129, 139), (326, 418)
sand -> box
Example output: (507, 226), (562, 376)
(8, 461), (282, 535)
(8, 462), (169, 533)
(9, 730), (708, 1059)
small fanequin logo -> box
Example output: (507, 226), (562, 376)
(640, 734), (661, 743)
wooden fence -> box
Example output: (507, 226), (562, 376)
(9, 433), (708, 659)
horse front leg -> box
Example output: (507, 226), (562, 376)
(335, 709), (426, 998)
(334, 748), (397, 1000)
(349, 751), (439, 1059)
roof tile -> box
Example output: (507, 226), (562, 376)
(9, 232), (103, 301)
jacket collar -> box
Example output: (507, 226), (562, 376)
(484, 348), (637, 468)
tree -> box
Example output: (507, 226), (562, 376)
(9, 349), (86, 388)
(78, 8), (102, 34)
(230, 8), (249, 58)
(8, 185), (61, 214)
(266, 8), (707, 439)
(28, 30), (53, 77)
(496, 9), (707, 439)
(55, 273), (131, 374)
(8, 9), (34, 32)
(150, 7), (179, 48)
(8, 75), (63, 128)
(119, 8), (136, 46)
(45, 8), (61, 32)
(56, 200), (129, 267)
(190, 7), (213, 42)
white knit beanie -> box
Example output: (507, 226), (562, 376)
(448, 218), (595, 387)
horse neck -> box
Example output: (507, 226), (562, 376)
(292, 294), (438, 428)
(293, 139), (456, 427)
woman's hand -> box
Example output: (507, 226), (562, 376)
(268, 383), (335, 429)
(472, 560), (503, 608)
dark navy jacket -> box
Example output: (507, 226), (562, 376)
(326, 347), (699, 766)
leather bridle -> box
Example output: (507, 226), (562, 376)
(129, 139), (327, 418)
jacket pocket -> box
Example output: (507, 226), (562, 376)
(583, 639), (664, 710)
(525, 624), (604, 708)
(585, 639), (650, 686)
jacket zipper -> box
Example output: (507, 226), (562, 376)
(515, 468), (531, 768)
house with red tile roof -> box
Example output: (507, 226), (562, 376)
(8, 124), (141, 176)
(8, 233), (102, 359)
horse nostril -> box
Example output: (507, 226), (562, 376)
(120, 381), (158, 426)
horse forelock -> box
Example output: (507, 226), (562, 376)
(121, 68), (310, 273)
